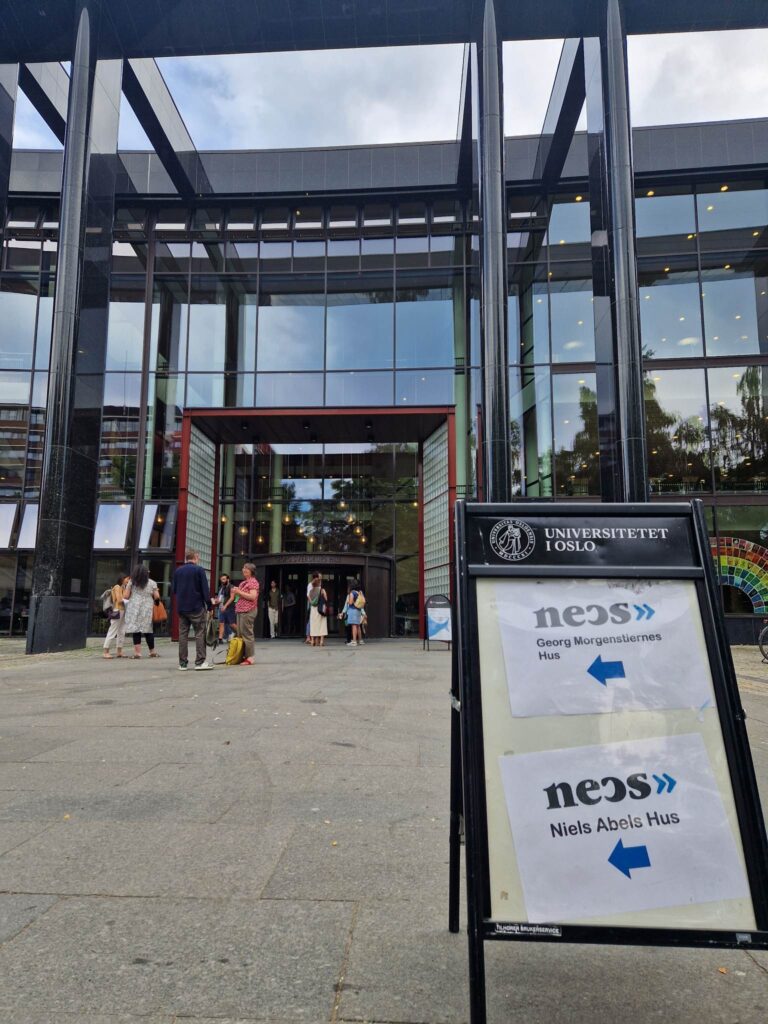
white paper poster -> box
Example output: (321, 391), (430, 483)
(494, 578), (713, 717)
(499, 733), (750, 923)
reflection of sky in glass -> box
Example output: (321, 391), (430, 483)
(635, 194), (695, 238)
(0, 372), (31, 404)
(257, 302), (325, 371)
(395, 293), (453, 367)
(284, 478), (323, 501)
(256, 372), (322, 406)
(547, 201), (590, 244)
(103, 372), (141, 408)
(106, 300), (145, 371)
(327, 298), (393, 369)
(702, 273), (761, 357)
(94, 504), (131, 549)
(707, 366), (759, 416)
(639, 277), (703, 357)
(553, 373), (596, 451)
(0, 285), (37, 369)
(186, 374), (225, 407)
(35, 290), (53, 369)
(550, 283), (595, 362)
(697, 189), (768, 232)
(17, 504), (38, 548)
(0, 503), (17, 547)
(188, 301), (226, 370)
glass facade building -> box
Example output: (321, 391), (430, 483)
(3, 0), (768, 647)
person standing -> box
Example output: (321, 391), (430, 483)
(102, 573), (129, 659)
(231, 563), (259, 666)
(308, 577), (328, 648)
(123, 564), (161, 658)
(282, 585), (296, 635)
(342, 579), (365, 647)
(214, 573), (235, 642)
(172, 548), (213, 671)
(267, 580), (281, 638)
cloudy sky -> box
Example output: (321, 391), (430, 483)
(11, 29), (768, 151)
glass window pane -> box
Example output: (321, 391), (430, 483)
(547, 199), (591, 244)
(510, 366), (552, 498)
(395, 369), (454, 405)
(709, 365), (768, 492)
(0, 503), (17, 547)
(34, 277), (54, 370)
(149, 278), (188, 374)
(191, 241), (225, 273)
(361, 236), (393, 270)
(639, 261), (703, 359)
(139, 502), (177, 549)
(635, 190), (697, 253)
(4, 238), (40, 272)
(327, 289), (394, 370)
(0, 371), (30, 404)
(644, 369), (710, 494)
(226, 241), (259, 273)
(326, 371), (393, 407)
(702, 264), (768, 358)
(106, 281), (146, 371)
(0, 277), (38, 370)
(257, 289), (325, 371)
(328, 238), (359, 272)
(154, 242), (190, 274)
(256, 372), (323, 407)
(94, 503), (131, 550)
(513, 264), (549, 364)
(147, 374), (183, 500)
(188, 279), (227, 371)
(396, 286), (454, 368)
(549, 273), (596, 363)
(396, 235), (429, 269)
(111, 241), (149, 274)
(553, 373), (599, 496)
(100, 373), (142, 500)
(186, 374), (225, 407)
(260, 241), (292, 271)
(16, 503), (38, 548)
(293, 241), (325, 271)
(0, 553), (13, 633)
(697, 185), (768, 252)
(712, 506), (768, 616)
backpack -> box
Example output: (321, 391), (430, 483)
(226, 635), (245, 666)
(316, 591), (327, 617)
(101, 589), (114, 613)
(353, 591), (366, 610)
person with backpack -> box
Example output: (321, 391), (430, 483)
(308, 576), (328, 647)
(102, 573), (129, 659)
(231, 563), (259, 665)
(341, 579), (366, 647)
(172, 548), (213, 671)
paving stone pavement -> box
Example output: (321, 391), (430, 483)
(0, 637), (766, 1023)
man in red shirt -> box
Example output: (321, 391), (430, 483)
(231, 563), (260, 665)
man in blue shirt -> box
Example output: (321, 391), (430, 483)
(172, 548), (213, 671)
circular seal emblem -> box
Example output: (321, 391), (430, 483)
(489, 519), (535, 562)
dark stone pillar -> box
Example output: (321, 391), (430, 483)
(476, 0), (512, 503)
(585, 0), (648, 503)
(0, 64), (17, 225)
(27, 1), (122, 653)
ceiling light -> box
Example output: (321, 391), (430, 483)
(687, 233), (695, 240)
(575, 195), (583, 202)
(663, 266), (670, 273)
(724, 264), (731, 270)
(720, 184), (729, 192)
(646, 190), (655, 197)
(753, 231), (760, 237)
(706, 205), (714, 212)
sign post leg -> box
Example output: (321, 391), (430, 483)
(448, 698), (463, 932)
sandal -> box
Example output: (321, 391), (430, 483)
(149, 652), (160, 658)
(132, 655), (142, 659)
(240, 657), (254, 666)
(102, 652), (113, 659)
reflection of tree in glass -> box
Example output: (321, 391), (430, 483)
(554, 383), (599, 496)
(710, 366), (768, 490)
(645, 377), (709, 494)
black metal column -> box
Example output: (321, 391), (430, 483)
(476, 0), (511, 503)
(0, 64), (18, 232)
(27, 0), (122, 653)
(585, 0), (648, 502)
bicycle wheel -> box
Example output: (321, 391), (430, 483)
(759, 626), (768, 663)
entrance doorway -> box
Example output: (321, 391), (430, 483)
(261, 563), (363, 638)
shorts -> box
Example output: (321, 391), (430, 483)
(218, 607), (236, 625)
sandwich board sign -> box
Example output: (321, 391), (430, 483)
(452, 500), (768, 1024)
(425, 594), (452, 649)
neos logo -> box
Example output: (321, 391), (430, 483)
(489, 519), (535, 561)
(544, 770), (678, 810)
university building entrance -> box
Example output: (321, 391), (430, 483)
(175, 407), (456, 639)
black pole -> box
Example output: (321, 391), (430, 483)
(477, 0), (511, 504)
(602, 0), (648, 502)
(448, 602), (463, 933)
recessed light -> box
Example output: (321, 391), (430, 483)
(706, 205), (714, 212)
(575, 195), (583, 202)
(646, 190), (655, 197)
(720, 184), (729, 192)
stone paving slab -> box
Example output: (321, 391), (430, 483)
(0, 893), (58, 943)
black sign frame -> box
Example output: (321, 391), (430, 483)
(423, 593), (452, 651)
(453, 500), (768, 1024)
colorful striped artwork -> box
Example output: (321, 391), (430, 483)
(711, 536), (768, 615)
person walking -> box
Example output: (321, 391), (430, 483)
(102, 573), (129, 659)
(172, 548), (213, 671)
(231, 563), (259, 666)
(342, 579), (365, 647)
(266, 580), (281, 638)
(304, 574), (318, 645)
(282, 585), (296, 635)
(123, 564), (161, 658)
(308, 576), (328, 648)
(214, 573), (235, 643)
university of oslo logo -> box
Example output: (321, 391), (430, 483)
(489, 519), (535, 561)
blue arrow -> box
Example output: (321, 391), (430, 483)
(634, 604), (645, 620)
(653, 772), (677, 794)
(608, 838), (651, 879)
(587, 655), (626, 686)
(643, 604), (655, 619)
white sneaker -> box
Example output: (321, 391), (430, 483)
(194, 662), (213, 671)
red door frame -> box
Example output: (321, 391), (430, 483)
(176, 406), (456, 641)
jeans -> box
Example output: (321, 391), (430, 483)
(179, 608), (207, 665)
(237, 609), (257, 659)
(268, 606), (279, 637)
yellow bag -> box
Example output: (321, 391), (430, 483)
(353, 591), (366, 609)
(225, 636), (245, 666)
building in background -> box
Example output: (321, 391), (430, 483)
(1, 1), (767, 647)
